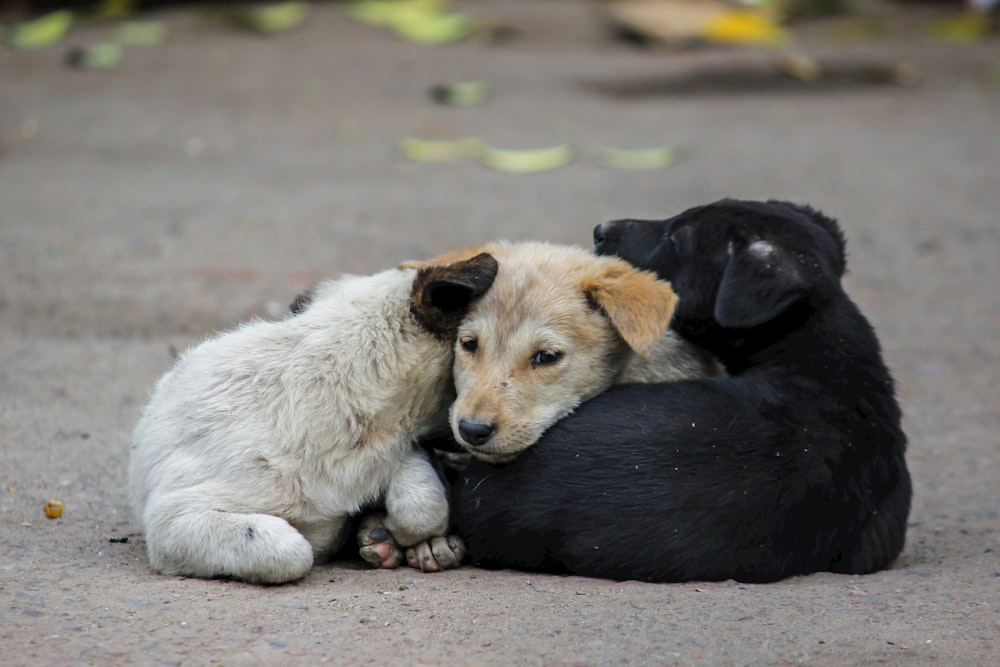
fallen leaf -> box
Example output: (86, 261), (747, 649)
(475, 143), (574, 173)
(398, 136), (477, 162)
(429, 81), (490, 106)
(593, 146), (675, 170)
(114, 21), (168, 47)
(392, 11), (472, 45)
(702, 10), (789, 46)
(346, 0), (448, 27)
(232, 2), (309, 35)
(7, 10), (73, 50)
(65, 42), (122, 70)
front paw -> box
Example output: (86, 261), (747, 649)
(357, 513), (403, 569)
(405, 534), (466, 572)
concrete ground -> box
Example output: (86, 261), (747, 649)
(1, 1), (998, 664)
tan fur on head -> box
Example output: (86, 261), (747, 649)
(448, 242), (708, 464)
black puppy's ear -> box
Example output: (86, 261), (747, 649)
(411, 253), (499, 338)
(767, 200), (847, 276)
(715, 239), (810, 329)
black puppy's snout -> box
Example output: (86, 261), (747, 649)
(458, 419), (495, 447)
(594, 219), (628, 256)
(593, 223), (606, 249)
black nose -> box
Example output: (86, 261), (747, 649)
(593, 223), (606, 250)
(458, 419), (495, 447)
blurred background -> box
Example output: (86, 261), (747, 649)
(2, 2), (999, 663)
(3, 0), (998, 548)
(3, 0), (999, 422)
(2, 0), (997, 334)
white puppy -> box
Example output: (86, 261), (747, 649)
(129, 254), (498, 584)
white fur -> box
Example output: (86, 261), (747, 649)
(129, 268), (453, 584)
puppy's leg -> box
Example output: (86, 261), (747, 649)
(143, 493), (313, 584)
(382, 450), (465, 572)
(383, 449), (450, 546)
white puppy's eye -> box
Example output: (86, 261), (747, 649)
(531, 350), (562, 367)
(460, 337), (478, 353)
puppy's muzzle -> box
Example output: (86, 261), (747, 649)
(594, 219), (664, 260)
(458, 419), (495, 447)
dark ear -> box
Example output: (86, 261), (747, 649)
(715, 239), (810, 329)
(289, 286), (316, 314)
(411, 253), (499, 338)
(767, 200), (847, 276)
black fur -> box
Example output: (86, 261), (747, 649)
(451, 199), (911, 582)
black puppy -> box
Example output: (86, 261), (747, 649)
(451, 199), (911, 583)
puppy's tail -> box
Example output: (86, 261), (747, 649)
(142, 500), (314, 584)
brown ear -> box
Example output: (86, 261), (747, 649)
(582, 260), (677, 356)
(398, 243), (496, 271)
(411, 253), (499, 338)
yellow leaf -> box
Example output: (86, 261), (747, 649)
(702, 10), (789, 46)
(475, 143), (574, 173)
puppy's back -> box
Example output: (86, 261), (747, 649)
(129, 268), (442, 525)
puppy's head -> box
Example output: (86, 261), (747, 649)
(449, 242), (678, 463)
(594, 199), (846, 332)
(409, 252), (499, 339)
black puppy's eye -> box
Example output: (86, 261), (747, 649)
(460, 337), (478, 353)
(531, 350), (562, 367)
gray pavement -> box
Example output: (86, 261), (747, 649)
(1, 1), (998, 665)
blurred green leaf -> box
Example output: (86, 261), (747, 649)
(398, 136), (478, 162)
(476, 143), (574, 173)
(430, 81), (490, 106)
(234, 2), (309, 35)
(593, 147), (676, 171)
(114, 21), (168, 46)
(7, 10), (73, 50)
(927, 12), (991, 44)
(65, 42), (122, 69)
